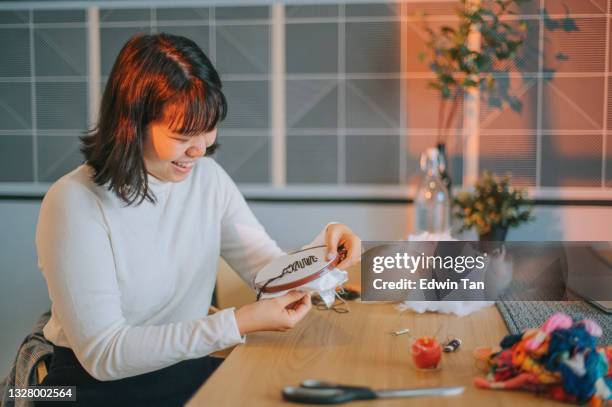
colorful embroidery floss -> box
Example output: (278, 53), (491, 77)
(474, 313), (612, 406)
(525, 312), (572, 351)
(473, 346), (496, 372)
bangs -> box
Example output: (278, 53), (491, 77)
(163, 80), (227, 136)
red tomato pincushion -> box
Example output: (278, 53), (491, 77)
(412, 336), (442, 369)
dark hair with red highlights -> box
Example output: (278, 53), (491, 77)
(81, 33), (227, 205)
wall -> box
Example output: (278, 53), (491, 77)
(1, 2), (612, 189)
(2, 198), (611, 375)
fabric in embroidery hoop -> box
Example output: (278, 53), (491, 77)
(254, 245), (346, 299)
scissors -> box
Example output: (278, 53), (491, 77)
(282, 379), (464, 404)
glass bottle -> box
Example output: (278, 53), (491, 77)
(414, 147), (451, 234)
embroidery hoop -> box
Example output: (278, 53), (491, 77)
(254, 245), (347, 299)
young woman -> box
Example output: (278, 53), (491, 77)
(35, 33), (360, 406)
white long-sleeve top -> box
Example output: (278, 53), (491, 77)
(36, 158), (316, 381)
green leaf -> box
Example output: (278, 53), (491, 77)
(463, 78), (479, 88)
(440, 73), (455, 84)
(427, 82), (442, 91)
(441, 85), (451, 98)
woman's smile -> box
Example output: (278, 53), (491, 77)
(144, 119), (217, 182)
(171, 160), (195, 173)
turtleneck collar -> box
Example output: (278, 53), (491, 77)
(146, 172), (173, 195)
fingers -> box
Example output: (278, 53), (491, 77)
(325, 225), (342, 261)
(325, 224), (362, 268)
(286, 292), (308, 310)
(276, 290), (308, 307)
(271, 292), (312, 331)
(237, 292), (313, 334)
(286, 292), (312, 320)
(336, 235), (362, 270)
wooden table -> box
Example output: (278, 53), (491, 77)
(189, 302), (563, 406)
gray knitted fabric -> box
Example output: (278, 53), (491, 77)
(496, 301), (612, 345)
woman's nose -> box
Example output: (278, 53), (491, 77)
(186, 137), (207, 157)
(186, 145), (205, 158)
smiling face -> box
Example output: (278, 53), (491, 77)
(143, 118), (218, 183)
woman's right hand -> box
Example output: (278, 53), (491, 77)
(234, 290), (312, 335)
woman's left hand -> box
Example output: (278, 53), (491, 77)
(324, 223), (361, 270)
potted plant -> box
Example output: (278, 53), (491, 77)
(416, 0), (529, 192)
(453, 171), (534, 241)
